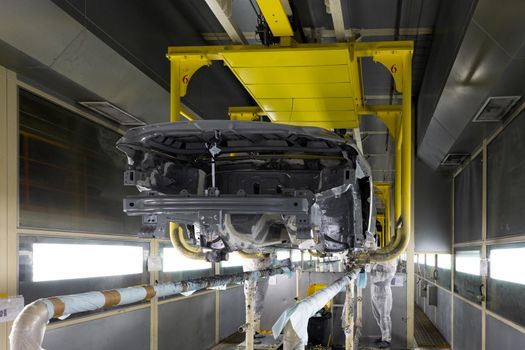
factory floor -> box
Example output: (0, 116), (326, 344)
(211, 338), (443, 350)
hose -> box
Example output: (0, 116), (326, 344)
(169, 222), (205, 259)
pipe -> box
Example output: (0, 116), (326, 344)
(366, 52), (412, 263)
(244, 279), (256, 350)
(272, 272), (357, 346)
(169, 222), (205, 259)
(237, 249), (265, 259)
(9, 301), (48, 350)
(343, 281), (355, 350)
(10, 264), (292, 350)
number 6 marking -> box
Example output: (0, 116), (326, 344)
(390, 64), (397, 73)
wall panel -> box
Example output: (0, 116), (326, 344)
(219, 286), (245, 340)
(43, 308), (150, 350)
(158, 293), (215, 350)
(453, 296), (482, 350)
(486, 315), (525, 350)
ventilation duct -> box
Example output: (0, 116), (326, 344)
(440, 153), (470, 166)
(79, 101), (145, 126)
(472, 96), (521, 122)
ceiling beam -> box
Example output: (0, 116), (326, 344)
(204, 0), (248, 44)
(256, 0), (294, 37)
(326, 0), (347, 42)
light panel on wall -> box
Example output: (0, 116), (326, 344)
(33, 243), (143, 282)
(162, 247), (211, 272)
(490, 247), (525, 285)
(455, 250), (480, 276)
(437, 254), (452, 270)
(221, 252), (244, 268)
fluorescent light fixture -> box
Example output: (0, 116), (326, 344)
(276, 250), (290, 260)
(79, 101), (145, 126)
(291, 250), (302, 262)
(490, 248), (525, 285)
(162, 247), (211, 272)
(455, 250), (480, 276)
(32, 243), (143, 282)
(437, 254), (452, 270)
(426, 254), (435, 267)
(221, 252), (245, 268)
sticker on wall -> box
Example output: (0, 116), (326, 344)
(0, 295), (24, 323)
(391, 273), (406, 287)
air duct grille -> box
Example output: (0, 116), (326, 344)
(472, 96), (521, 122)
(79, 101), (145, 126)
(441, 153), (470, 166)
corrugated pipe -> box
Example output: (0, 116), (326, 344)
(169, 222), (206, 259)
(272, 271), (357, 348)
(10, 263), (292, 350)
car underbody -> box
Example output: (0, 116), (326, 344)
(117, 120), (375, 262)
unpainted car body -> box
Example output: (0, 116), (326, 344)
(117, 120), (374, 262)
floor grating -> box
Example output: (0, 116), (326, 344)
(414, 305), (450, 349)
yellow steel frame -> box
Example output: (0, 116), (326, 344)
(166, 40), (413, 264)
(376, 214), (386, 248)
(375, 182), (392, 246)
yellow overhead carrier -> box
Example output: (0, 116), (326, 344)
(166, 41), (412, 131)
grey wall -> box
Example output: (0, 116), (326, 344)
(453, 296), (482, 350)
(260, 272), (297, 330)
(43, 308), (150, 350)
(486, 315), (525, 350)
(158, 292), (216, 350)
(414, 158), (452, 252)
(219, 286), (245, 340)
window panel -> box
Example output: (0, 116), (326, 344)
(437, 254), (452, 270)
(276, 250), (291, 261)
(436, 254), (452, 290)
(487, 244), (525, 327)
(221, 252), (244, 268)
(162, 247), (211, 272)
(426, 254), (435, 267)
(490, 247), (525, 285)
(291, 250), (302, 263)
(455, 250), (480, 275)
(454, 249), (482, 304)
(33, 243), (143, 282)
(19, 236), (149, 305)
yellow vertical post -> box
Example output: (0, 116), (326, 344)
(150, 239), (159, 350)
(395, 130), (403, 221)
(170, 59), (181, 122)
(401, 52), (415, 348)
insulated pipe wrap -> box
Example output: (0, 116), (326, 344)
(10, 301), (49, 350)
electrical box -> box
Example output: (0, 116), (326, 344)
(428, 285), (438, 306)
